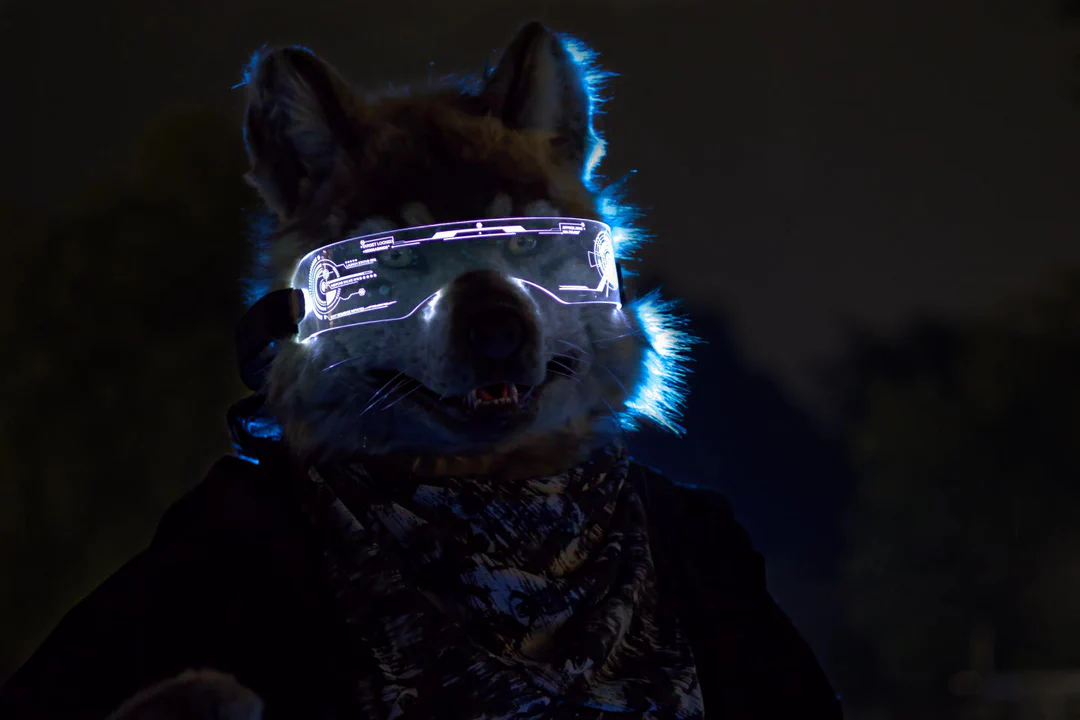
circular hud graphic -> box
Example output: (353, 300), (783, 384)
(308, 258), (342, 318)
(594, 230), (619, 292)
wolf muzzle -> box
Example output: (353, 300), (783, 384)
(448, 270), (539, 370)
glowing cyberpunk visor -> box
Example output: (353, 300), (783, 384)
(292, 217), (621, 342)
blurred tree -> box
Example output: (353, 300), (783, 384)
(0, 106), (254, 679)
(832, 273), (1080, 711)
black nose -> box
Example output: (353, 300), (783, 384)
(466, 307), (525, 360)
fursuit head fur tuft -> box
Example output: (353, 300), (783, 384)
(237, 22), (697, 477)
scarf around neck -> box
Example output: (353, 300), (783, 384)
(303, 444), (704, 719)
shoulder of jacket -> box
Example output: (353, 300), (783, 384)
(629, 458), (764, 587)
(629, 459), (737, 521)
(152, 455), (290, 548)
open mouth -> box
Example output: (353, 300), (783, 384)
(364, 356), (579, 419)
(466, 381), (522, 411)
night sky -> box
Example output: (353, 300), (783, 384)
(3, 0), (1078, 409)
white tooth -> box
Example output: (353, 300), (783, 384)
(509, 384), (519, 404)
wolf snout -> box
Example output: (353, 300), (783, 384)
(448, 270), (538, 367)
(467, 306), (525, 359)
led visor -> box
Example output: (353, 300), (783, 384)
(293, 217), (620, 342)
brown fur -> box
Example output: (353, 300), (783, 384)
(253, 98), (600, 296)
(244, 42), (597, 255)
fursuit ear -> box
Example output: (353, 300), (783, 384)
(481, 22), (590, 173)
(242, 46), (362, 220)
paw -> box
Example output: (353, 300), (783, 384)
(106, 668), (263, 720)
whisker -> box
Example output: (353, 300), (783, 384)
(596, 393), (625, 428)
(357, 398), (384, 419)
(596, 363), (630, 396)
(381, 382), (423, 411)
(368, 372), (405, 401)
(550, 352), (580, 368)
(321, 355), (367, 373)
(546, 368), (581, 383)
(554, 339), (592, 358)
(551, 343), (591, 384)
(376, 376), (413, 404)
(359, 375), (409, 417)
(592, 330), (644, 344)
(550, 358), (578, 375)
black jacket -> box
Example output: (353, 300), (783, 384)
(0, 449), (841, 719)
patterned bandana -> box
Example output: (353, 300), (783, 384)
(303, 444), (705, 719)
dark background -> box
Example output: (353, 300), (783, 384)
(2, 1), (1079, 717)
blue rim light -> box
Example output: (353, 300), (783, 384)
(558, 33), (697, 436)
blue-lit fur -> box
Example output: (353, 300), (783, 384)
(556, 34), (697, 433)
